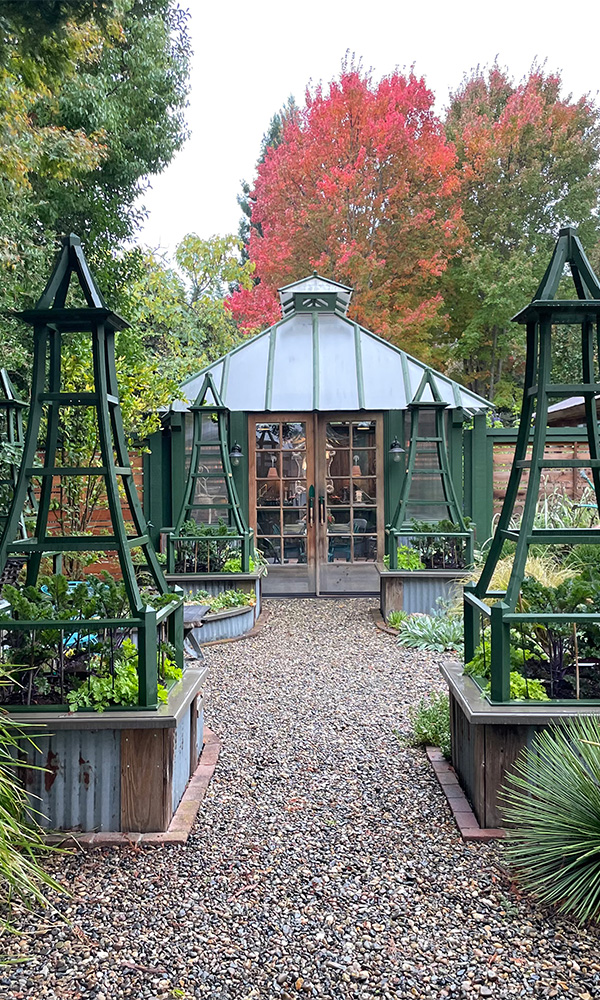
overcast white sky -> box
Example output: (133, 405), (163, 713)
(138, 0), (600, 259)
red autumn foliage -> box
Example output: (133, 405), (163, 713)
(227, 67), (464, 356)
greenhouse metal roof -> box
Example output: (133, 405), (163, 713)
(175, 276), (490, 414)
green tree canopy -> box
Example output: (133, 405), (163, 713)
(443, 63), (600, 405)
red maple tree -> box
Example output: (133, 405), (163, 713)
(227, 66), (464, 356)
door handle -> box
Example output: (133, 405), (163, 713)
(308, 485), (315, 526)
(318, 494), (325, 525)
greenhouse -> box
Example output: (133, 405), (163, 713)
(147, 275), (490, 596)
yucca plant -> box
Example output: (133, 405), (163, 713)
(0, 711), (64, 919)
(500, 716), (600, 923)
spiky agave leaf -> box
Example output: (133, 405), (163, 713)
(500, 716), (600, 923)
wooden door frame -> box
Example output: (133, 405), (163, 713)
(315, 413), (384, 593)
(249, 412), (384, 595)
(248, 413), (316, 584)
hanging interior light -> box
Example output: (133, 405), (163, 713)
(229, 441), (243, 467)
(389, 438), (405, 463)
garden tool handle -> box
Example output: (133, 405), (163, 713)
(318, 494), (325, 525)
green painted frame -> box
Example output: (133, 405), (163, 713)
(386, 369), (473, 569)
(165, 372), (252, 575)
(465, 227), (600, 702)
(0, 234), (182, 710)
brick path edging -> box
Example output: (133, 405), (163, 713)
(426, 746), (505, 842)
(45, 727), (222, 849)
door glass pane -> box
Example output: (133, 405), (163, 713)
(281, 422), (306, 448)
(257, 479), (280, 506)
(351, 450), (376, 477)
(327, 535), (351, 562)
(327, 448), (350, 478)
(354, 478), (376, 504)
(283, 509), (307, 530)
(284, 536), (307, 563)
(327, 480), (352, 505)
(352, 421), (376, 448)
(257, 537), (281, 564)
(352, 509), (377, 533)
(328, 507), (352, 528)
(326, 421), (350, 448)
(354, 535), (377, 561)
(257, 510), (280, 536)
(282, 450), (307, 479)
(256, 423), (280, 448)
(257, 452), (280, 479)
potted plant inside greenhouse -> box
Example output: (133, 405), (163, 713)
(444, 226), (600, 829)
(163, 372), (265, 643)
(380, 369), (474, 619)
(0, 235), (206, 836)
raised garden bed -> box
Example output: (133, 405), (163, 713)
(184, 601), (257, 644)
(442, 659), (600, 828)
(378, 564), (470, 617)
(15, 661), (207, 834)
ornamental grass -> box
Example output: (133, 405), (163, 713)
(0, 712), (64, 920)
(500, 716), (600, 923)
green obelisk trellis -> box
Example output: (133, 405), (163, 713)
(465, 226), (600, 702)
(0, 369), (33, 541)
(0, 234), (182, 709)
(386, 369), (473, 569)
(166, 372), (252, 574)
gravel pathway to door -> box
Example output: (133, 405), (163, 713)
(3, 598), (600, 999)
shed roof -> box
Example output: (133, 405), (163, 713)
(175, 276), (490, 414)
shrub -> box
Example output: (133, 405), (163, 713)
(500, 716), (600, 923)
(408, 692), (451, 760)
(397, 614), (463, 653)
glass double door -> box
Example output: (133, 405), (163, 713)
(250, 413), (383, 594)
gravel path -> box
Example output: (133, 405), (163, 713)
(3, 597), (600, 999)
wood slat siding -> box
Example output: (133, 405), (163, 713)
(120, 727), (174, 832)
(493, 441), (591, 516)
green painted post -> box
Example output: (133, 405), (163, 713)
(138, 607), (158, 708)
(463, 583), (480, 664)
(469, 413), (492, 545)
(168, 590), (184, 672)
(490, 602), (510, 702)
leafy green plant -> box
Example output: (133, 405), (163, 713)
(520, 573), (600, 697)
(465, 637), (540, 679)
(387, 609), (410, 629)
(397, 614), (464, 653)
(0, 712), (65, 917)
(395, 545), (424, 571)
(500, 716), (600, 923)
(409, 518), (473, 569)
(504, 672), (548, 701)
(184, 588), (254, 612)
(175, 518), (240, 573)
(66, 639), (181, 712)
(407, 692), (451, 760)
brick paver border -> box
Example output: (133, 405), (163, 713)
(426, 746), (505, 842)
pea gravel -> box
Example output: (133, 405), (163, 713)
(2, 597), (600, 999)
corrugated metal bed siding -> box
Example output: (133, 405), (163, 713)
(22, 728), (121, 831)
